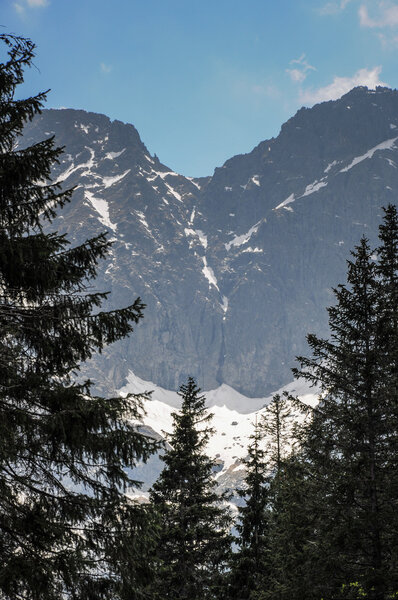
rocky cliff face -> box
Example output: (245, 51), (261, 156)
(21, 86), (398, 400)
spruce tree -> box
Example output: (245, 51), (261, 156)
(229, 394), (311, 600)
(259, 453), (313, 600)
(293, 212), (398, 600)
(149, 377), (232, 600)
(254, 393), (312, 600)
(228, 418), (270, 600)
(261, 393), (292, 479)
(373, 205), (398, 597)
(0, 33), (158, 600)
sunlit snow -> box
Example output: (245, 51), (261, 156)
(53, 147), (96, 184)
(184, 228), (208, 249)
(242, 246), (263, 253)
(302, 179), (328, 197)
(275, 193), (295, 210)
(225, 221), (261, 251)
(186, 176), (201, 190)
(221, 296), (228, 319)
(202, 256), (219, 291)
(85, 190), (117, 231)
(195, 230), (207, 249)
(384, 158), (397, 168)
(120, 372), (319, 475)
(136, 210), (150, 231)
(105, 148), (126, 160)
(164, 181), (182, 202)
(324, 160), (338, 173)
(102, 169), (130, 188)
(147, 169), (178, 182)
(340, 137), (398, 173)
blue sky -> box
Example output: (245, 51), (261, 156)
(3, 0), (398, 176)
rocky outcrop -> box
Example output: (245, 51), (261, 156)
(21, 87), (398, 400)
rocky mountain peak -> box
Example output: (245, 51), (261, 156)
(21, 87), (398, 401)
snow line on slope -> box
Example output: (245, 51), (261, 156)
(340, 137), (398, 173)
(84, 190), (117, 231)
(119, 371), (319, 474)
(225, 221), (261, 251)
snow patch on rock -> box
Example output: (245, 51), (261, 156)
(105, 148), (126, 160)
(340, 137), (398, 173)
(202, 256), (219, 290)
(85, 190), (117, 231)
(225, 221), (261, 251)
(324, 160), (338, 173)
(275, 193), (295, 210)
(102, 169), (131, 188)
(302, 179), (328, 197)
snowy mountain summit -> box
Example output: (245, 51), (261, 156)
(22, 86), (398, 403)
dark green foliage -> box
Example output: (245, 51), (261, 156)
(292, 207), (398, 600)
(260, 453), (313, 600)
(229, 394), (311, 600)
(228, 419), (270, 600)
(0, 34), (158, 599)
(150, 377), (232, 600)
(261, 393), (293, 477)
(254, 394), (312, 600)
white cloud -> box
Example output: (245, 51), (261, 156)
(320, 0), (398, 29)
(100, 63), (112, 74)
(320, 0), (398, 46)
(286, 54), (316, 84)
(14, 0), (48, 14)
(378, 31), (398, 45)
(319, 0), (354, 15)
(27, 0), (49, 6)
(287, 69), (307, 84)
(359, 2), (398, 28)
(299, 66), (388, 105)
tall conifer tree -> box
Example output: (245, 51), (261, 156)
(228, 418), (270, 600)
(0, 33), (157, 600)
(150, 377), (232, 600)
(261, 393), (292, 479)
(293, 210), (398, 600)
(254, 394), (312, 600)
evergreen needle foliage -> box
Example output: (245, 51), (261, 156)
(228, 418), (270, 600)
(252, 393), (311, 600)
(150, 377), (232, 600)
(293, 206), (398, 600)
(0, 33), (158, 600)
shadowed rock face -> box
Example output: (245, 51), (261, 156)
(22, 86), (398, 401)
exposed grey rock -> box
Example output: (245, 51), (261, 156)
(21, 86), (398, 401)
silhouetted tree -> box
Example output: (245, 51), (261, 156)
(293, 209), (398, 600)
(150, 377), (232, 600)
(0, 33), (157, 600)
(228, 418), (270, 600)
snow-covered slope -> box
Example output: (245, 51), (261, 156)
(120, 372), (318, 498)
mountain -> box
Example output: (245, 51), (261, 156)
(21, 86), (398, 399)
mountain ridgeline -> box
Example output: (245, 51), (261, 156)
(22, 86), (398, 398)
